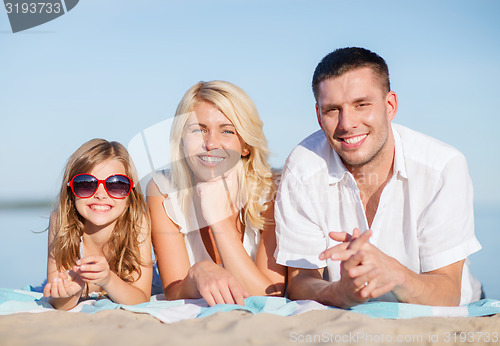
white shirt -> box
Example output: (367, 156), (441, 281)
(274, 124), (482, 304)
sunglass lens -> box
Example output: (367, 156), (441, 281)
(72, 175), (98, 198)
(105, 175), (131, 198)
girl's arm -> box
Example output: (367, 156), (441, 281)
(44, 211), (84, 310)
(74, 215), (153, 305)
(210, 199), (286, 296)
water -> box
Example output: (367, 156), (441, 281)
(0, 207), (50, 290)
(0, 206), (499, 300)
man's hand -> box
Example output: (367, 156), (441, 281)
(319, 228), (397, 304)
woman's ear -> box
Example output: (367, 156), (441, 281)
(242, 147), (250, 157)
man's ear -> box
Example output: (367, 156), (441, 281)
(386, 91), (398, 122)
(316, 103), (324, 131)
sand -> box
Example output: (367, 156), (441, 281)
(1, 308), (499, 346)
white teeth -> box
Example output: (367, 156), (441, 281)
(344, 134), (367, 144)
(90, 205), (111, 211)
(200, 156), (224, 163)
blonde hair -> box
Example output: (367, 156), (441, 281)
(170, 80), (274, 230)
(50, 139), (149, 283)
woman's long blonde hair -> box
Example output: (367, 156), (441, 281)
(170, 81), (274, 230)
(50, 139), (148, 283)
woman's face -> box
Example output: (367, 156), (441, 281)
(74, 159), (129, 232)
(181, 101), (249, 182)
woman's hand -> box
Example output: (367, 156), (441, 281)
(196, 167), (245, 226)
(188, 260), (249, 306)
(73, 255), (112, 289)
(43, 270), (84, 299)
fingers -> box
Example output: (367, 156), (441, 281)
(218, 284), (238, 305)
(342, 249), (366, 271)
(347, 258), (377, 278)
(73, 256), (110, 287)
(328, 227), (363, 242)
(228, 280), (248, 306)
(200, 284), (234, 306)
(58, 270), (74, 282)
(43, 277), (69, 298)
(205, 288), (229, 306)
(322, 228), (371, 261)
(346, 229), (372, 251)
(351, 267), (380, 291)
(319, 242), (350, 260)
(200, 280), (248, 307)
(195, 266), (249, 307)
(76, 256), (105, 266)
(328, 231), (353, 242)
(75, 256), (108, 274)
(42, 282), (52, 297)
(352, 228), (361, 238)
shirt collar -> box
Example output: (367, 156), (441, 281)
(392, 124), (408, 179)
(326, 123), (407, 185)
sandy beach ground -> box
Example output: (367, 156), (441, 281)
(1, 308), (499, 346)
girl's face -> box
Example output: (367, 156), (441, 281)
(182, 101), (249, 182)
(74, 159), (129, 232)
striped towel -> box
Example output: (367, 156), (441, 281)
(1, 287), (499, 322)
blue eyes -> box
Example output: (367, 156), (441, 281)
(189, 129), (235, 135)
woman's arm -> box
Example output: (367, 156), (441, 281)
(210, 199), (286, 297)
(148, 178), (260, 305)
(147, 180), (200, 300)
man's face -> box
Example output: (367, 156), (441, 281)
(315, 67), (397, 171)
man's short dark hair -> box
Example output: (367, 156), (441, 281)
(312, 47), (390, 101)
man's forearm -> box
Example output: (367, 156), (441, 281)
(392, 261), (463, 306)
(288, 272), (361, 308)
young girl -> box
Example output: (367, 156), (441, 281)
(148, 81), (286, 306)
(43, 139), (152, 310)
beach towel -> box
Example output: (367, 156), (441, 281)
(1, 287), (499, 322)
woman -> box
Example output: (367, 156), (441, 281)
(148, 81), (285, 306)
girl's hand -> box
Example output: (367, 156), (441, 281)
(196, 167), (245, 226)
(188, 260), (249, 306)
(43, 270), (84, 298)
(73, 256), (112, 288)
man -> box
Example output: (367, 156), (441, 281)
(274, 47), (482, 308)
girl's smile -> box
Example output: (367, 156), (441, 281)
(74, 159), (128, 231)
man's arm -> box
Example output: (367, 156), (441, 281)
(392, 260), (464, 306)
(287, 232), (380, 309)
(287, 267), (338, 306)
(322, 231), (464, 306)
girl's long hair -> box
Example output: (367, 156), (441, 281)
(50, 139), (149, 283)
(170, 80), (275, 230)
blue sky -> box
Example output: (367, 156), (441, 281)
(1, 0), (499, 208)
